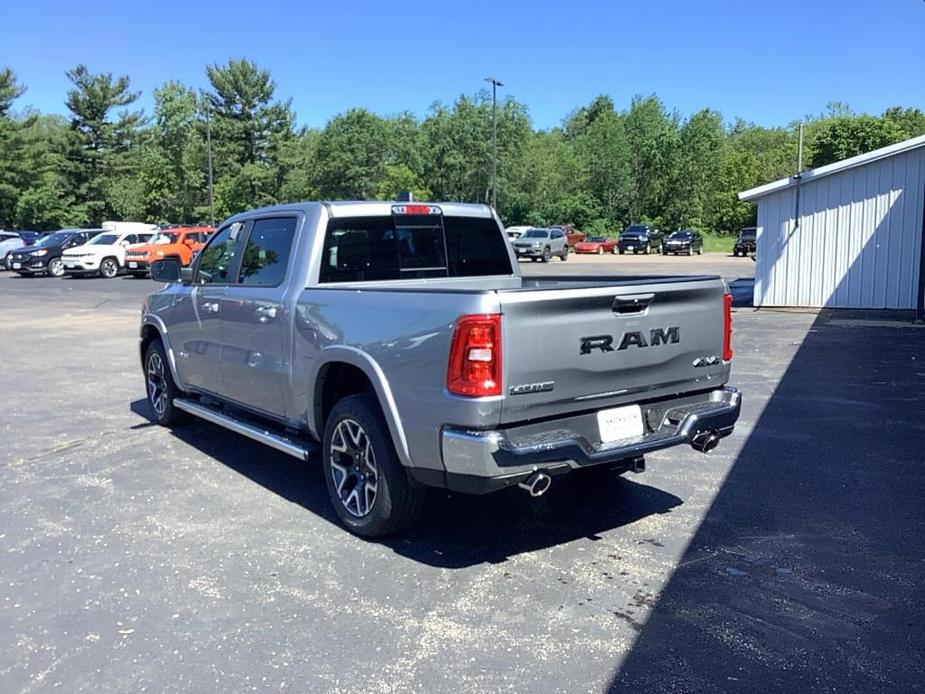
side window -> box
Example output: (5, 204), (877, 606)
(551, 230), (563, 240)
(195, 222), (245, 285)
(237, 217), (297, 286)
(124, 234), (138, 245)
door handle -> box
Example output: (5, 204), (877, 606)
(201, 301), (220, 313)
(255, 305), (278, 323)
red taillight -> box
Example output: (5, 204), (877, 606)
(447, 314), (502, 397)
(723, 292), (733, 361)
(391, 204), (442, 215)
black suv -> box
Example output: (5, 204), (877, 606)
(663, 229), (704, 256)
(733, 227), (757, 257)
(8, 229), (101, 277)
(617, 224), (663, 255)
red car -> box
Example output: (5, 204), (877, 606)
(574, 235), (617, 254)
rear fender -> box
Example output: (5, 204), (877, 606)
(308, 346), (413, 468)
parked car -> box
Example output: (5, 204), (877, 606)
(617, 224), (663, 255)
(0, 231), (27, 270)
(663, 229), (704, 256)
(62, 230), (156, 278)
(124, 226), (215, 277)
(551, 224), (585, 247)
(733, 227), (757, 257)
(511, 227), (569, 262)
(141, 200), (740, 537)
(574, 235), (617, 255)
(7, 229), (102, 277)
(505, 225), (530, 240)
(16, 231), (44, 245)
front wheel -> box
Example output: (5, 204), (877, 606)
(144, 339), (187, 425)
(323, 394), (425, 537)
(542, 247), (551, 263)
(47, 257), (64, 277)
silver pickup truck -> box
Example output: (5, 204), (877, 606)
(141, 201), (740, 536)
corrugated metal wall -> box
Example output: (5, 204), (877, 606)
(754, 146), (925, 308)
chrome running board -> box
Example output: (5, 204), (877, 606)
(173, 398), (318, 461)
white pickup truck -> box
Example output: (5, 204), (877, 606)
(63, 223), (157, 278)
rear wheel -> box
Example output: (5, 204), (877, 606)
(560, 247), (568, 261)
(144, 339), (187, 426)
(99, 257), (119, 278)
(47, 257), (64, 277)
(323, 394), (425, 537)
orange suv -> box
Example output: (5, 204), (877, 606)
(125, 226), (215, 278)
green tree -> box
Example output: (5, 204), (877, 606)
(882, 107), (925, 140)
(0, 67), (26, 118)
(809, 114), (903, 168)
(204, 59), (294, 213)
(624, 95), (680, 223)
(63, 64), (144, 224)
(313, 109), (389, 199)
(136, 81), (204, 222)
(665, 109), (726, 230)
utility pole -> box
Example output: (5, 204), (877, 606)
(205, 100), (215, 226)
(484, 77), (503, 210)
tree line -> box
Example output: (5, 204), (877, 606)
(1, 61), (923, 234)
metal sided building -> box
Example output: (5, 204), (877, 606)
(738, 135), (925, 317)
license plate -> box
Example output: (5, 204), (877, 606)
(12, 262), (21, 269)
(128, 262), (137, 268)
(597, 405), (644, 443)
(625, 245), (634, 250)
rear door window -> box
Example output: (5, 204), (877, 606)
(237, 217), (297, 287)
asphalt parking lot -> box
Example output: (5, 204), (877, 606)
(2, 253), (923, 692)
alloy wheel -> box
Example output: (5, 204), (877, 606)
(101, 259), (118, 278)
(146, 352), (168, 416)
(329, 418), (379, 517)
(48, 258), (64, 277)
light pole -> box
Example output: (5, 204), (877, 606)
(484, 77), (503, 210)
(204, 98), (215, 226)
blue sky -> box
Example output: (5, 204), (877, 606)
(3, 0), (923, 130)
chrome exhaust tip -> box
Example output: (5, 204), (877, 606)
(518, 472), (552, 497)
(691, 431), (720, 454)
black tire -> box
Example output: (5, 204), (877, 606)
(144, 339), (188, 426)
(323, 394), (425, 537)
(542, 247), (551, 263)
(560, 247), (568, 261)
(47, 257), (64, 277)
(618, 248), (624, 255)
(99, 257), (120, 278)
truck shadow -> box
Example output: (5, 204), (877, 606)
(131, 399), (682, 568)
(605, 308), (925, 692)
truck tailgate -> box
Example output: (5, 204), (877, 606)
(497, 278), (729, 424)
